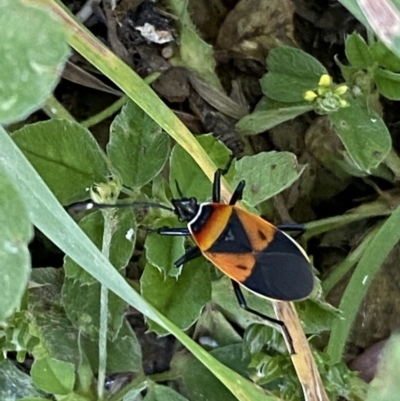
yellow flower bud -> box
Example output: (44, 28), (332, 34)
(304, 90), (318, 101)
(334, 85), (348, 96)
(318, 74), (332, 87)
(339, 99), (349, 108)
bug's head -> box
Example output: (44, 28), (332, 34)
(170, 180), (199, 221)
(171, 197), (199, 222)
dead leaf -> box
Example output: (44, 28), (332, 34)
(217, 0), (297, 62)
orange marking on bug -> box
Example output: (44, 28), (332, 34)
(192, 204), (232, 251)
(235, 208), (276, 252)
(203, 252), (255, 282)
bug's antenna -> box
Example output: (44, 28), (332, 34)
(175, 180), (184, 198)
(69, 201), (174, 212)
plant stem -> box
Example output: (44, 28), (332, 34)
(97, 208), (115, 400)
(43, 94), (76, 121)
(108, 375), (148, 401)
(81, 96), (127, 128)
(322, 222), (383, 294)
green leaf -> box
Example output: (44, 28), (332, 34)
(141, 260), (211, 335)
(261, 46), (327, 102)
(0, 310), (39, 356)
(119, 382), (148, 401)
(12, 119), (108, 205)
(75, 352), (93, 396)
(230, 152), (305, 206)
(328, 98), (392, 172)
(344, 33), (374, 69)
(180, 344), (256, 401)
(82, 320), (142, 373)
(107, 101), (170, 188)
(370, 41), (400, 72)
(31, 357), (75, 395)
(29, 268), (81, 366)
(249, 353), (296, 390)
(144, 384), (189, 401)
(168, 0), (222, 90)
(194, 306), (242, 347)
(0, 359), (45, 401)
(30, 268), (141, 374)
(0, 0), (70, 124)
(144, 216), (185, 278)
(62, 278), (127, 341)
(374, 67), (400, 100)
(266, 46), (326, 80)
(318, 355), (367, 400)
(19, 398), (50, 401)
(295, 299), (340, 334)
(0, 169), (32, 323)
(169, 135), (231, 201)
(64, 209), (136, 283)
(243, 324), (284, 357)
(334, 54), (359, 82)
(236, 99), (312, 136)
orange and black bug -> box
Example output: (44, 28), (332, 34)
(73, 165), (314, 352)
(152, 168), (314, 352)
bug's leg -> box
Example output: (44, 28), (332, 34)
(229, 180), (245, 205)
(213, 169), (222, 203)
(213, 155), (236, 203)
(150, 227), (191, 236)
(277, 223), (305, 234)
(174, 246), (202, 267)
(213, 172), (245, 205)
(231, 280), (295, 354)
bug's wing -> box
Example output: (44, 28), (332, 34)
(203, 249), (314, 301)
(203, 252), (256, 283)
(203, 207), (314, 301)
(235, 210), (314, 300)
(242, 251), (314, 301)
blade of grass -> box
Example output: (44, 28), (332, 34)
(303, 199), (394, 241)
(355, 0), (400, 58)
(327, 205), (400, 363)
